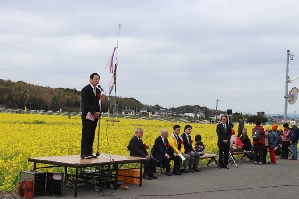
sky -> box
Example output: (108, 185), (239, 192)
(1, 0), (299, 116)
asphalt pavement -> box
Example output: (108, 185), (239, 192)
(28, 157), (299, 199)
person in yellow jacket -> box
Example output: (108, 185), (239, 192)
(168, 124), (190, 173)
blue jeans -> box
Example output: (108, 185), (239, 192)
(291, 142), (298, 160)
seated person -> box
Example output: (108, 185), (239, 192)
(127, 128), (157, 180)
(194, 134), (205, 156)
(239, 128), (254, 160)
(168, 124), (190, 173)
(181, 125), (200, 172)
(240, 128), (252, 151)
(230, 129), (243, 152)
(151, 129), (181, 176)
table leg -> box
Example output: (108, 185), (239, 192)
(64, 166), (67, 185)
(114, 164), (118, 190)
(74, 168), (78, 197)
(139, 162), (142, 186)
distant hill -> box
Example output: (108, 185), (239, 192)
(0, 79), (218, 117)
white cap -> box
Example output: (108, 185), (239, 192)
(290, 121), (296, 126)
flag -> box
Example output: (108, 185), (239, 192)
(108, 47), (116, 73)
(108, 74), (114, 95)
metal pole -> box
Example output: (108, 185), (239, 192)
(284, 50), (290, 123)
(215, 99), (219, 123)
(27, 90), (31, 112)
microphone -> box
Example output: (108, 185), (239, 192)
(97, 85), (104, 92)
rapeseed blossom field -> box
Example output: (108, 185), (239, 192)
(0, 113), (255, 191)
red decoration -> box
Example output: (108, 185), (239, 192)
(143, 143), (147, 148)
(97, 94), (102, 100)
(166, 143), (171, 148)
(179, 140), (183, 144)
(190, 140), (193, 144)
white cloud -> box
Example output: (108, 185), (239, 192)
(1, 0), (299, 115)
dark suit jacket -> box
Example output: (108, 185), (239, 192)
(128, 136), (148, 157)
(152, 136), (174, 162)
(81, 84), (101, 120)
(181, 132), (194, 153)
(216, 123), (232, 145)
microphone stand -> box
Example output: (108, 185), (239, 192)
(95, 86), (114, 161)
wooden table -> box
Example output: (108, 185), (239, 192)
(28, 154), (146, 197)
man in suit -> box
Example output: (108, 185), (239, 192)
(152, 129), (181, 176)
(80, 73), (101, 159)
(168, 124), (190, 173)
(181, 125), (200, 172)
(216, 115), (232, 169)
(128, 128), (157, 180)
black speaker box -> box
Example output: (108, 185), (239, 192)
(227, 109), (232, 115)
(46, 172), (64, 196)
(20, 171), (46, 196)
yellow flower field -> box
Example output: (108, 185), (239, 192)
(0, 113), (264, 191)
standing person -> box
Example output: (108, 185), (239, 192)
(80, 73), (101, 159)
(151, 129), (181, 176)
(216, 115), (232, 169)
(181, 125), (200, 172)
(237, 117), (245, 137)
(267, 124), (278, 164)
(168, 124), (190, 173)
(252, 121), (265, 165)
(128, 128), (157, 180)
(289, 121), (299, 160)
(281, 123), (291, 159)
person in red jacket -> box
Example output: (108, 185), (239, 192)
(252, 121), (266, 165)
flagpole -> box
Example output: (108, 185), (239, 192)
(114, 24), (121, 116)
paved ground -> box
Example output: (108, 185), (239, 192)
(3, 157), (299, 199)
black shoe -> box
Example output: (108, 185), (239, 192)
(193, 168), (201, 172)
(180, 169), (189, 173)
(88, 154), (97, 158)
(172, 171), (182, 175)
(81, 155), (91, 159)
(143, 175), (152, 180)
(149, 173), (158, 179)
(222, 166), (229, 169)
(188, 168), (195, 173)
(166, 172), (172, 176)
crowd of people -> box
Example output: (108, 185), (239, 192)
(127, 125), (205, 179)
(126, 115), (299, 180)
(79, 73), (299, 171)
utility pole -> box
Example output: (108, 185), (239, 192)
(215, 99), (220, 123)
(284, 50), (295, 123)
(27, 90), (31, 111)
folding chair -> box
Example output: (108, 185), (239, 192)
(228, 151), (238, 167)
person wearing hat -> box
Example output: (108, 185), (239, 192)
(266, 124), (278, 164)
(281, 123), (291, 159)
(289, 121), (299, 160)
